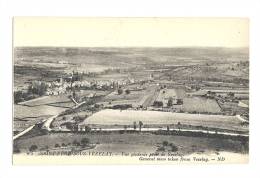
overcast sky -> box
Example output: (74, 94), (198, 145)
(13, 17), (249, 47)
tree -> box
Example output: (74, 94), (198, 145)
(81, 138), (90, 146)
(206, 127), (209, 135)
(157, 146), (165, 152)
(29, 145), (38, 152)
(125, 89), (130, 95)
(167, 97), (173, 107)
(124, 125), (127, 131)
(153, 101), (163, 107)
(72, 90), (80, 103)
(176, 99), (183, 105)
(139, 121), (143, 131)
(133, 121), (137, 131)
(117, 88), (123, 95)
(163, 141), (168, 146)
(177, 122), (181, 131)
(13, 144), (20, 153)
(85, 126), (91, 132)
(28, 81), (48, 96)
(72, 139), (79, 146)
(14, 91), (24, 104)
(171, 144), (178, 152)
(228, 92), (235, 98)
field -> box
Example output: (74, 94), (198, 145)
(104, 90), (144, 102)
(219, 101), (248, 115)
(20, 95), (75, 108)
(14, 64), (66, 88)
(89, 73), (131, 82)
(157, 89), (177, 101)
(14, 116), (49, 133)
(100, 90), (144, 107)
(81, 109), (247, 132)
(14, 104), (66, 119)
(14, 132), (248, 155)
(76, 90), (110, 98)
(138, 85), (159, 107)
(14, 95), (72, 134)
(182, 97), (221, 113)
(100, 85), (159, 108)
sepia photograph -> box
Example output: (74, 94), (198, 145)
(12, 17), (249, 164)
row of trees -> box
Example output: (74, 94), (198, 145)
(27, 138), (91, 153)
(124, 122), (182, 132)
(132, 121), (144, 131)
(28, 81), (48, 96)
(14, 81), (48, 103)
(117, 88), (130, 95)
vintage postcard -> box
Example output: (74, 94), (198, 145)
(13, 17), (249, 164)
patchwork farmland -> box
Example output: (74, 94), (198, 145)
(13, 46), (249, 157)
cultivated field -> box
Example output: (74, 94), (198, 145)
(104, 90), (144, 101)
(182, 97), (221, 113)
(76, 90), (110, 98)
(14, 104), (65, 119)
(82, 109), (247, 132)
(20, 95), (75, 108)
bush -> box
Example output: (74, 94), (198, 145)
(14, 91), (24, 104)
(117, 88), (123, 95)
(55, 143), (60, 148)
(29, 145), (38, 152)
(153, 101), (163, 107)
(81, 138), (90, 146)
(13, 145), (20, 153)
(85, 126), (91, 132)
(157, 146), (165, 152)
(162, 141), (168, 146)
(72, 139), (79, 146)
(125, 89), (130, 94)
(119, 130), (125, 134)
(167, 98), (173, 106)
(171, 144), (178, 152)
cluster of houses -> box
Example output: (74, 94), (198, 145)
(44, 76), (137, 96)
